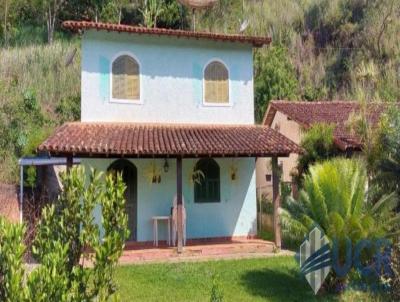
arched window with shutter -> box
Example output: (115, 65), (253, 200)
(194, 158), (221, 203)
(112, 54), (140, 101)
(204, 60), (229, 105)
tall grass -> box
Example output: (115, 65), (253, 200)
(196, 0), (400, 102)
(0, 40), (81, 114)
(0, 41), (81, 183)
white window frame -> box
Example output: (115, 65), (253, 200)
(109, 51), (143, 105)
(202, 58), (232, 107)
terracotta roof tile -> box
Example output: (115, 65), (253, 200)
(38, 122), (301, 158)
(62, 21), (271, 47)
(264, 100), (393, 151)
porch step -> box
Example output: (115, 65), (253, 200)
(119, 240), (276, 264)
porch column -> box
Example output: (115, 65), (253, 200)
(19, 165), (23, 224)
(66, 155), (73, 173)
(272, 156), (281, 250)
(176, 156), (184, 253)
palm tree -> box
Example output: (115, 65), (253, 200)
(281, 158), (400, 246)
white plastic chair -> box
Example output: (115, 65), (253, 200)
(171, 195), (187, 246)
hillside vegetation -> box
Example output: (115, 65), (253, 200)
(0, 41), (80, 183)
(0, 0), (399, 183)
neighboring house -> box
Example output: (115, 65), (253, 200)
(38, 21), (300, 250)
(256, 100), (388, 198)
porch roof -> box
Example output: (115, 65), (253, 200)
(38, 122), (301, 158)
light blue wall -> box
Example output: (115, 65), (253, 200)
(82, 158), (257, 242)
(81, 30), (255, 124)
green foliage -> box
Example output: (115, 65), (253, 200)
(140, 0), (165, 28)
(281, 158), (400, 281)
(32, 166), (129, 300)
(280, 182), (292, 204)
(156, 0), (189, 29)
(0, 41), (80, 183)
(56, 95), (80, 124)
(0, 217), (25, 302)
(296, 123), (337, 180)
(254, 46), (299, 122)
(0, 167), (129, 301)
(372, 106), (400, 195)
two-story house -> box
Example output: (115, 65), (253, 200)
(38, 21), (300, 251)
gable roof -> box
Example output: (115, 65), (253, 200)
(38, 122), (301, 158)
(263, 100), (390, 151)
(62, 21), (271, 47)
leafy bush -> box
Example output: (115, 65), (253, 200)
(0, 166), (129, 301)
(0, 218), (25, 302)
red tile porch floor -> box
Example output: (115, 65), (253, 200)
(118, 239), (288, 265)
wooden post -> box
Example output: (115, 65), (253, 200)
(272, 156), (281, 250)
(66, 155), (73, 173)
(19, 165), (23, 224)
(176, 157), (183, 253)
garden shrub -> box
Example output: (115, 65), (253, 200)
(0, 218), (25, 302)
(0, 166), (129, 301)
(281, 158), (400, 289)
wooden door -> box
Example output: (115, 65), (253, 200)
(108, 160), (137, 241)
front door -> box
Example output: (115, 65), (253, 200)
(108, 159), (137, 241)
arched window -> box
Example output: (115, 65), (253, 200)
(112, 55), (140, 100)
(194, 158), (220, 203)
(204, 61), (229, 104)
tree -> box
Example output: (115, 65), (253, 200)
(36, 0), (66, 44)
(96, 0), (131, 24)
(0, 0), (23, 46)
(295, 123), (338, 182)
(254, 45), (299, 123)
(140, 0), (165, 28)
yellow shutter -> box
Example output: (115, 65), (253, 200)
(112, 55), (140, 100)
(204, 61), (229, 104)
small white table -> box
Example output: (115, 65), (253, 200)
(152, 216), (171, 247)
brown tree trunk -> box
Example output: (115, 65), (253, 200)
(3, 0), (8, 46)
(46, 0), (65, 44)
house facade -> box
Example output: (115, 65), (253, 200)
(39, 22), (300, 249)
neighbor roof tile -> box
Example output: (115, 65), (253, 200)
(264, 101), (393, 151)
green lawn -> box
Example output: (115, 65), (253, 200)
(115, 256), (387, 302)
